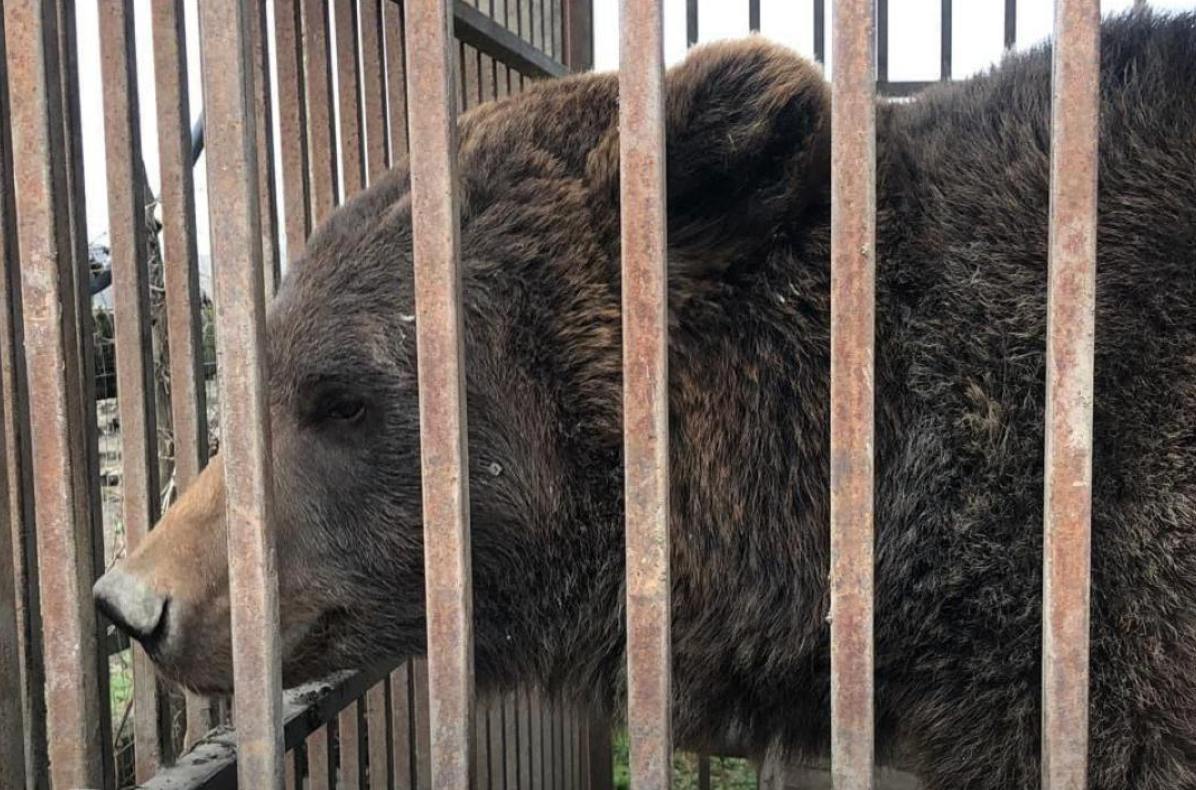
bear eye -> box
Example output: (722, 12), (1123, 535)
(317, 395), (366, 424)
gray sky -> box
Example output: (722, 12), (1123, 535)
(74, 0), (1196, 283)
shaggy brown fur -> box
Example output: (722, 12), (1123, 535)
(97, 9), (1196, 788)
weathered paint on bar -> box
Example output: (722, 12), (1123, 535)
(3, 2), (105, 785)
(406, 0), (475, 785)
(1041, 1), (1100, 788)
(149, 0), (214, 750)
(829, 0), (877, 787)
(619, 0), (672, 786)
(274, 0), (313, 260)
(196, 0), (283, 784)
(98, 0), (166, 777)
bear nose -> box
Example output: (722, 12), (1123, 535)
(93, 569), (167, 645)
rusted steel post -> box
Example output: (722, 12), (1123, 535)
(0, 13), (37, 785)
(360, 0), (390, 182)
(1041, 1), (1100, 788)
(335, 0), (366, 197)
(829, 0), (877, 786)
(98, 0), (166, 778)
(390, 662), (414, 789)
(274, 0), (312, 261)
(3, 2), (105, 786)
(149, 0), (213, 749)
(412, 658), (433, 790)
(384, 0), (410, 163)
(303, 0), (339, 222)
(196, 0), (283, 785)
(406, 0), (475, 786)
(562, 0), (592, 72)
(619, 0), (672, 786)
(250, 0), (281, 297)
(366, 681), (391, 790)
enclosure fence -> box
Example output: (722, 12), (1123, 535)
(2, 0), (1101, 788)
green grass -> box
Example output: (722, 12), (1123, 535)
(611, 729), (758, 789)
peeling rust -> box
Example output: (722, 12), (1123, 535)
(618, 0), (672, 787)
(829, 0), (878, 787)
(1041, 2), (1100, 789)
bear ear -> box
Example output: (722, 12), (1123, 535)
(587, 38), (831, 279)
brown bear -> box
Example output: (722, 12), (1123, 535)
(93, 9), (1196, 788)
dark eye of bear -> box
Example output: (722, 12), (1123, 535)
(317, 396), (366, 424)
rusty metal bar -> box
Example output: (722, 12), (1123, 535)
(586, 717), (613, 790)
(619, 0), (672, 785)
(406, 0), (475, 784)
(335, 0), (366, 198)
(562, 0), (592, 71)
(4, 2), (105, 785)
(384, 0), (410, 163)
(530, 690), (544, 790)
(149, 0), (214, 750)
(504, 693), (520, 788)
(307, 727), (335, 790)
(814, 0), (825, 63)
(464, 44), (481, 108)
(941, 0), (952, 79)
(0, 292), (24, 790)
(1041, 1), (1099, 788)
(829, 0), (877, 785)
(391, 662), (415, 790)
(360, 0), (390, 182)
(367, 681), (391, 789)
(413, 659), (433, 790)
(340, 702), (364, 789)
(532, 0), (543, 51)
(56, 0), (117, 778)
(473, 696), (489, 787)
(686, 0), (697, 46)
(877, 0), (889, 84)
(196, 0), (283, 784)
(303, 0), (339, 222)
(274, 0), (313, 260)
(98, 0), (166, 778)
(488, 696), (504, 788)
(0, 10), (42, 784)
(250, 0), (281, 297)
(481, 52), (495, 101)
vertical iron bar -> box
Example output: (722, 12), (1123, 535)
(390, 662), (414, 790)
(504, 692), (520, 789)
(149, 0), (213, 750)
(340, 701), (364, 789)
(586, 718), (613, 790)
(829, 0), (877, 786)
(274, 0), (313, 261)
(307, 728), (335, 790)
(360, 0), (390, 182)
(406, 0), (475, 785)
(367, 681), (391, 790)
(3, 2), (105, 785)
(384, 0), (410, 164)
(619, 0), (672, 786)
(940, 0), (952, 80)
(197, 0), (283, 784)
(413, 658), (433, 790)
(335, 0), (366, 198)
(1041, 1), (1099, 788)
(57, 0), (116, 777)
(1005, 0), (1017, 49)
(0, 9), (41, 784)
(488, 696), (504, 787)
(562, 0), (592, 71)
(876, 0), (888, 84)
(749, 0), (760, 32)
(98, 0), (165, 778)
(250, 0), (281, 297)
(303, 0), (339, 223)
(686, 0), (697, 47)
(814, 0), (825, 64)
